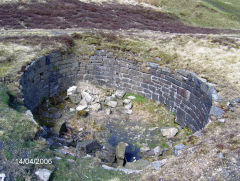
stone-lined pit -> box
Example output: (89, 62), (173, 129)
(20, 50), (216, 132)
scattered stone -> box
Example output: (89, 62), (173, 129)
(153, 146), (164, 156)
(67, 86), (77, 96)
(217, 152), (224, 159)
(25, 110), (38, 126)
(0, 131), (4, 137)
(76, 140), (102, 154)
(35, 169), (52, 181)
(76, 104), (87, 111)
(218, 119), (225, 123)
(115, 90), (126, 99)
(124, 103), (133, 110)
(102, 164), (142, 174)
(57, 146), (76, 156)
(105, 108), (111, 115)
(116, 142), (127, 166)
(82, 154), (92, 158)
(54, 157), (62, 160)
(149, 127), (158, 131)
(107, 101), (118, 108)
(69, 94), (81, 104)
(123, 99), (131, 104)
(125, 159), (150, 170)
(160, 127), (178, 138)
(124, 109), (133, 115)
(0, 173), (5, 181)
(80, 99), (88, 107)
(128, 96), (136, 100)
(210, 106), (225, 118)
(230, 97), (240, 106)
(140, 146), (150, 153)
(147, 62), (159, 69)
(96, 144), (116, 164)
(174, 143), (186, 156)
(151, 159), (168, 170)
(90, 103), (101, 112)
(106, 95), (116, 102)
(144, 149), (155, 157)
(81, 91), (94, 103)
(155, 57), (162, 61)
(69, 108), (75, 112)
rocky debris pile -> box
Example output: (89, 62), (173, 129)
(66, 82), (135, 116)
(35, 169), (52, 181)
(34, 81), (192, 173)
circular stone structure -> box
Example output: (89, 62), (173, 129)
(20, 50), (218, 132)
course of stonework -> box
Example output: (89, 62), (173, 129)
(20, 50), (222, 133)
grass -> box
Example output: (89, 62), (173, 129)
(52, 157), (139, 181)
(72, 32), (177, 64)
(137, 0), (240, 29)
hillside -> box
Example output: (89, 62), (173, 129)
(0, 0), (240, 181)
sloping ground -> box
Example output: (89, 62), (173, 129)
(137, 0), (240, 30)
(0, 0), (239, 34)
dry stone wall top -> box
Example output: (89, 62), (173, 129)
(20, 50), (219, 132)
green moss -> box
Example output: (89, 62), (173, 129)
(124, 92), (148, 104)
(77, 110), (88, 117)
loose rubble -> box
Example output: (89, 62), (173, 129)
(34, 81), (195, 173)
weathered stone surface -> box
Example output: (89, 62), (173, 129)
(115, 90), (126, 99)
(140, 146), (150, 153)
(0, 173), (6, 181)
(76, 104), (87, 111)
(124, 109), (133, 115)
(69, 94), (81, 104)
(67, 86), (77, 96)
(76, 140), (102, 154)
(210, 106), (225, 118)
(160, 127), (178, 138)
(128, 96), (136, 100)
(102, 164), (142, 174)
(125, 159), (150, 170)
(124, 103), (133, 110)
(107, 101), (118, 108)
(153, 146), (164, 156)
(96, 144), (116, 164)
(123, 99), (131, 104)
(35, 169), (52, 181)
(105, 108), (111, 115)
(81, 91), (94, 103)
(116, 142), (127, 160)
(174, 143), (186, 156)
(116, 142), (127, 166)
(90, 103), (101, 112)
(230, 97), (240, 107)
(151, 159), (168, 170)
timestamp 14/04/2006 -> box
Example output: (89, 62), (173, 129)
(16, 158), (52, 165)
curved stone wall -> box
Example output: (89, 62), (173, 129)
(20, 50), (217, 132)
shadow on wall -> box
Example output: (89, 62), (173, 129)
(19, 50), (223, 133)
(0, 0), (238, 34)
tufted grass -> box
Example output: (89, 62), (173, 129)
(137, 0), (240, 30)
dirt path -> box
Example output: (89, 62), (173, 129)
(0, 0), (239, 34)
